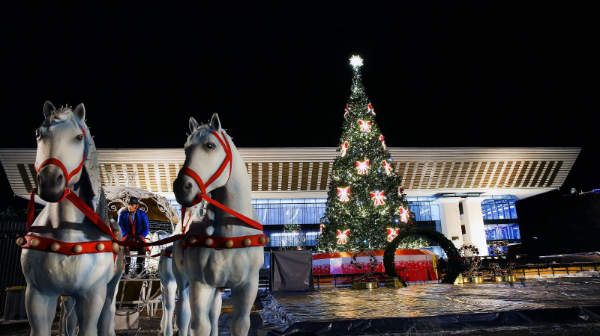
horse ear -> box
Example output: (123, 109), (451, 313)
(210, 113), (221, 133)
(189, 117), (200, 133)
(43, 101), (55, 118)
(73, 103), (86, 121)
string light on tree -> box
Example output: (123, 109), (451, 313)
(337, 229), (350, 244)
(359, 120), (371, 132)
(370, 190), (386, 206)
(337, 187), (350, 202)
(356, 159), (370, 175)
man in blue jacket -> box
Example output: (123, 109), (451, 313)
(118, 197), (150, 274)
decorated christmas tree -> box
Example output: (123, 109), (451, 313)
(316, 56), (420, 253)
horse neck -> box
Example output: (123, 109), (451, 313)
(210, 147), (260, 237)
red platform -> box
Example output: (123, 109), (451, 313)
(313, 249), (439, 282)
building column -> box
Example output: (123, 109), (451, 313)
(460, 198), (489, 256)
(436, 198), (464, 249)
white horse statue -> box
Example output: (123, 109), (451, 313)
(158, 203), (222, 336)
(18, 101), (124, 336)
(173, 114), (267, 336)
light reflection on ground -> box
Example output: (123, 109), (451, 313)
(262, 277), (600, 326)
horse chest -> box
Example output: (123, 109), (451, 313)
(186, 247), (263, 287)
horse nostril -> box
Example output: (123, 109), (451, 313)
(56, 175), (63, 184)
(184, 181), (193, 190)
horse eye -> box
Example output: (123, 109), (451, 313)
(206, 142), (216, 149)
(35, 129), (41, 138)
(76, 134), (84, 141)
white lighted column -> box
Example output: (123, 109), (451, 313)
(461, 198), (489, 256)
(436, 198), (463, 248)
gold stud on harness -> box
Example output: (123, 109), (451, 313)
(205, 238), (214, 246)
(225, 240), (234, 248)
(31, 238), (40, 247)
(51, 243), (61, 252)
(243, 238), (251, 246)
(72, 245), (82, 253)
(16, 237), (25, 246)
(96, 243), (105, 251)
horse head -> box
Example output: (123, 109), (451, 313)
(35, 101), (91, 202)
(174, 113), (232, 207)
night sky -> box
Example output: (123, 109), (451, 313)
(1, 2), (598, 209)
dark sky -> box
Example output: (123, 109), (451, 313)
(1, 2), (598, 209)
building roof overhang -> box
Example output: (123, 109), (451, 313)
(0, 147), (581, 202)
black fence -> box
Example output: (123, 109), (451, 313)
(0, 215), (27, 315)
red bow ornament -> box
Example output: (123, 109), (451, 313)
(358, 120), (371, 132)
(398, 206), (409, 223)
(356, 159), (370, 175)
(337, 187), (350, 202)
(336, 229), (350, 244)
(341, 141), (349, 157)
(383, 160), (393, 175)
(370, 190), (386, 206)
(387, 228), (399, 242)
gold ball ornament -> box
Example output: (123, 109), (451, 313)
(16, 237), (25, 246)
(72, 245), (83, 253)
(225, 240), (234, 248)
(51, 243), (61, 252)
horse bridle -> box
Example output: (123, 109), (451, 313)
(179, 130), (264, 232)
(26, 125), (117, 241)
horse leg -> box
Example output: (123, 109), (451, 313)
(159, 257), (177, 336)
(74, 287), (107, 336)
(25, 286), (57, 336)
(188, 282), (215, 336)
(209, 289), (222, 336)
(61, 297), (78, 336)
(98, 263), (122, 336)
(230, 277), (259, 336)
(174, 276), (190, 336)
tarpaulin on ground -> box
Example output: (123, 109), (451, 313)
(271, 250), (314, 292)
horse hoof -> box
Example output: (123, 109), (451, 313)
(60, 296), (69, 302)
(16, 237), (25, 246)
(112, 242), (120, 253)
(31, 238), (40, 247)
(225, 240), (234, 248)
(205, 238), (214, 246)
(258, 236), (266, 244)
(96, 243), (105, 251)
(72, 245), (82, 253)
(51, 243), (61, 251)
(243, 238), (251, 246)
(188, 236), (197, 245)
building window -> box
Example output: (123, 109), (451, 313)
(407, 197), (442, 233)
(251, 198), (327, 225)
(484, 223), (521, 241)
(481, 199), (518, 220)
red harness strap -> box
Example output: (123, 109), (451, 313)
(180, 130), (263, 232)
(182, 234), (268, 250)
(20, 234), (116, 257)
